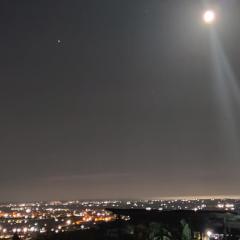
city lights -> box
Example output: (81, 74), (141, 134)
(66, 220), (71, 225)
(206, 230), (213, 237)
(0, 199), (239, 239)
(0, 201), (118, 239)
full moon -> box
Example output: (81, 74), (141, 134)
(203, 10), (215, 24)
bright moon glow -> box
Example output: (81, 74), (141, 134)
(203, 10), (215, 24)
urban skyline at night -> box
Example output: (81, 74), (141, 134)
(1, 0), (240, 204)
(1, 0), (240, 239)
(0, 198), (239, 239)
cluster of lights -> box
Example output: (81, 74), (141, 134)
(217, 203), (235, 211)
(0, 202), (117, 239)
(0, 199), (239, 239)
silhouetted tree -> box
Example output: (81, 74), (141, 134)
(147, 222), (173, 240)
(180, 219), (191, 240)
(12, 233), (21, 240)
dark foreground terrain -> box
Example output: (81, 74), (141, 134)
(30, 209), (240, 240)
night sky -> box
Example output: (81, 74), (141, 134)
(1, 0), (240, 202)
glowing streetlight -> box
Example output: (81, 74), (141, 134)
(203, 10), (215, 24)
(206, 230), (213, 238)
(66, 219), (72, 225)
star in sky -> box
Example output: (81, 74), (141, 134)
(56, 39), (63, 47)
